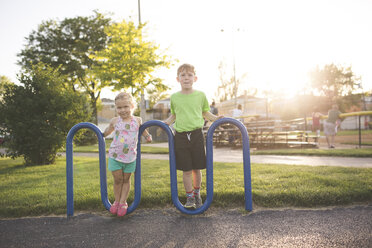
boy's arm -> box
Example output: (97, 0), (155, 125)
(203, 111), (223, 122)
(103, 117), (116, 137)
(136, 117), (152, 143)
(163, 114), (176, 125)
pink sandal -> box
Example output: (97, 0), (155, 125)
(117, 203), (128, 217)
(110, 201), (119, 215)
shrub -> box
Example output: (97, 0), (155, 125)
(0, 63), (90, 165)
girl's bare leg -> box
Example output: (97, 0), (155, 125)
(119, 173), (132, 204)
(112, 170), (124, 203)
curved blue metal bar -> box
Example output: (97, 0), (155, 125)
(205, 117), (253, 211)
(127, 120), (176, 214)
(66, 122), (109, 216)
(132, 120), (202, 215)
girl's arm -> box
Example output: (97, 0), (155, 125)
(163, 114), (176, 125)
(136, 117), (152, 143)
(203, 111), (223, 122)
(103, 117), (117, 137)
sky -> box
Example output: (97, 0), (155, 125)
(1, 0), (372, 101)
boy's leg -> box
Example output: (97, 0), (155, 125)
(183, 170), (196, 208)
(183, 170), (193, 193)
(192, 169), (203, 208)
(192, 169), (202, 189)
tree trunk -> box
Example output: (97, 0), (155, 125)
(90, 93), (98, 125)
(140, 91), (146, 122)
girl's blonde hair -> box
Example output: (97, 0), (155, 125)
(115, 92), (136, 109)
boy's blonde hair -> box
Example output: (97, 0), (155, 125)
(177, 63), (196, 76)
(115, 92), (136, 109)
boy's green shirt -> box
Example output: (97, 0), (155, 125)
(170, 90), (210, 132)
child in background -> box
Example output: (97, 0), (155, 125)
(312, 107), (323, 137)
(104, 92), (152, 216)
(164, 63), (223, 209)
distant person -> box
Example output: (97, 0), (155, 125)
(205, 101), (219, 126)
(312, 107), (324, 137)
(228, 104), (243, 143)
(232, 104), (243, 122)
(210, 101), (219, 115)
(323, 104), (342, 148)
(103, 92), (152, 217)
(164, 63), (223, 209)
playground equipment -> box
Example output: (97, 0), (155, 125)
(66, 118), (252, 216)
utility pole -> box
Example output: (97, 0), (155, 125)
(138, 0), (146, 122)
(138, 0), (141, 24)
(221, 28), (238, 108)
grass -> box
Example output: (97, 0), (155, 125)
(1, 156), (371, 218)
(341, 141), (372, 146)
(336, 130), (372, 136)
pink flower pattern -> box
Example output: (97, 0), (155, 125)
(108, 117), (139, 163)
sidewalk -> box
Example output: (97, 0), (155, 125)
(3, 143), (372, 168)
(141, 142), (372, 168)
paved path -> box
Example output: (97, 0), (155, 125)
(1, 205), (371, 247)
(3, 143), (372, 168)
(70, 147), (372, 168)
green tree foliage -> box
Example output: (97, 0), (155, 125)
(17, 11), (111, 124)
(0, 63), (89, 165)
(91, 20), (172, 98)
(309, 64), (360, 105)
(0, 76), (14, 101)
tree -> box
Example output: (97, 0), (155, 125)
(0, 76), (14, 100)
(214, 61), (243, 103)
(91, 20), (173, 119)
(146, 88), (170, 110)
(0, 63), (89, 165)
(17, 11), (111, 124)
(309, 63), (360, 105)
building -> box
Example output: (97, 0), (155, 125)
(217, 95), (269, 121)
(97, 98), (115, 133)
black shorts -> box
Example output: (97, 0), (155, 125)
(174, 128), (206, 171)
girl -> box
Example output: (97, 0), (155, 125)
(103, 92), (152, 216)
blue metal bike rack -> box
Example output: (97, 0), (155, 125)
(66, 122), (110, 216)
(128, 120), (178, 214)
(66, 118), (252, 216)
(205, 117), (253, 211)
(137, 120), (209, 215)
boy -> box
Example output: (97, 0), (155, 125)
(164, 63), (222, 208)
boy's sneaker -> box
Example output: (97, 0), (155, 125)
(109, 201), (119, 215)
(184, 197), (196, 209)
(195, 195), (203, 208)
